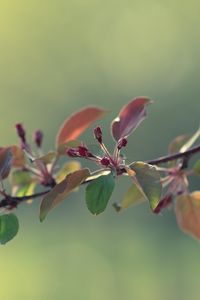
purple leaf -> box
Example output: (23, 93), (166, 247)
(111, 97), (151, 141)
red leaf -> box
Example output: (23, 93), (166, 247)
(175, 191), (200, 240)
(111, 97), (151, 141)
(56, 107), (108, 146)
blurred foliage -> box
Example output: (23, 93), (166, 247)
(0, 0), (200, 299)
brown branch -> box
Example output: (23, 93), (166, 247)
(1, 144), (200, 209)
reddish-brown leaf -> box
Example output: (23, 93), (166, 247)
(40, 168), (90, 221)
(0, 148), (13, 180)
(10, 145), (26, 167)
(111, 97), (151, 141)
(56, 107), (108, 146)
(176, 191), (200, 240)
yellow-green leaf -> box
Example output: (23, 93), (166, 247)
(56, 161), (81, 183)
(129, 162), (162, 210)
(114, 184), (145, 212)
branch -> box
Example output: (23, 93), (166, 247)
(1, 144), (200, 209)
(147, 144), (200, 165)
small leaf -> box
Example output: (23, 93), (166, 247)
(111, 97), (151, 141)
(34, 152), (56, 165)
(176, 191), (200, 240)
(40, 168), (90, 221)
(56, 107), (108, 146)
(56, 161), (81, 183)
(11, 145), (26, 167)
(168, 135), (189, 155)
(12, 182), (36, 201)
(129, 162), (162, 210)
(180, 127), (200, 153)
(0, 214), (19, 244)
(193, 160), (200, 175)
(11, 170), (32, 185)
(85, 173), (115, 215)
(0, 148), (13, 180)
(114, 184), (145, 212)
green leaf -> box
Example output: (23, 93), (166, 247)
(129, 162), (162, 210)
(0, 214), (19, 244)
(193, 160), (200, 175)
(114, 184), (145, 212)
(86, 173), (115, 215)
(11, 170), (32, 185)
(40, 168), (90, 222)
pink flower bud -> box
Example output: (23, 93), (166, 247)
(94, 126), (102, 143)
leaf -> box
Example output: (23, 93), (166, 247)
(57, 140), (81, 156)
(40, 168), (90, 221)
(114, 184), (145, 212)
(168, 135), (189, 155)
(193, 159), (200, 175)
(85, 173), (115, 215)
(0, 148), (13, 180)
(129, 162), (162, 210)
(11, 145), (26, 167)
(180, 127), (200, 153)
(0, 214), (19, 244)
(111, 97), (151, 141)
(11, 170), (32, 185)
(34, 152), (56, 165)
(84, 169), (111, 183)
(11, 170), (36, 202)
(56, 161), (81, 183)
(175, 191), (200, 240)
(56, 107), (108, 146)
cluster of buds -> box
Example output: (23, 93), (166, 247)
(15, 123), (55, 187)
(66, 126), (128, 173)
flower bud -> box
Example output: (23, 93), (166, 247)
(94, 126), (102, 143)
(100, 157), (110, 166)
(15, 123), (26, 143)
(78, 146), (89, 157)
(66, 148), (79, 157)
(117, 137), (128, 150)
(34, 130), (43, 148)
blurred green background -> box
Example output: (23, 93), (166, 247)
(1, 1), (200, 299)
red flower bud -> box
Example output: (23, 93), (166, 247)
(66, 148), (79, 157)
(94, 126), (102, 143)
(78, 146), (89, 157)
(100, 157), (110, 166)
(15, 123), (26, 143)
(34, 130), (43, 148)
(117, 137), (128, 150)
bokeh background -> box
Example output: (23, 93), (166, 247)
(1, 1), (200, 299)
